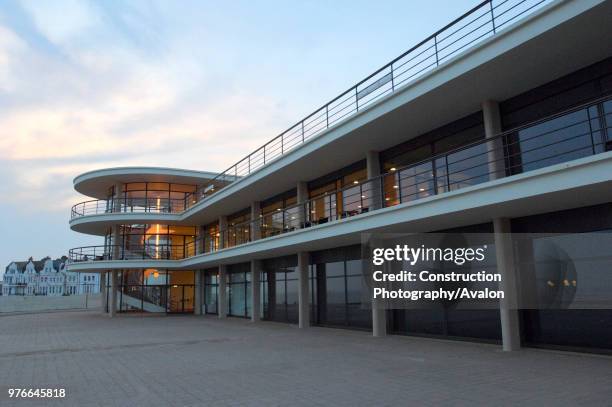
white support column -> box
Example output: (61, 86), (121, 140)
(482, 100), (505, 180)
(366, 150), (383, 210)
(297, 181), (309, 228)
(371, 237), (387, 337)
(494, 218), (521, 351)
(483, 100), (520, 350)
(366, 150), (381, 178)
(297, 251), (310, 328)
(218, 265), (227, 318)
(198, 226), (206, 255)
(251, 260), (261, 322)
(113, 182), (123, 212)
(218, 216), (227, 250)
(251, 202), (261, 241)
(109, 270), (118, 317)
(372, 302), (387, 337)
(194, 270), (202, 315)
(368, 155), (387, 337)
(100, 271), (107, 313)
(112, 225), (121, 260)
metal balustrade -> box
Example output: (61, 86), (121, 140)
(181, 0), (552, 207)
(68, 95), (612, 264)
(71, 0), (553, 221)
(71, 198), (188, 219)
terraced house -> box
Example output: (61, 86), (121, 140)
(3, 257), (99, 296)
(67, 0), (612, 353)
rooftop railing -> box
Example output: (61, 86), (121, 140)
(70, 0), (554, 222)
(68, 95), (612, 264)
(182, 0), (552, 207)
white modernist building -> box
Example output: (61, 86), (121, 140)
(67, 0), (612, 354)
(2, 257), (99, 296)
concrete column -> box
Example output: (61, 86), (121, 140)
(297, 251), (310, 328)
(493, 218), (521, 351)
(251, 202), (261, 241)
(109, 270), (118, 317)
(100, 271), (107, 313)
(251, 260), (261, 322)
(112, 225), (121, 260)
(482, 100), (505, 180)
(297, 181), (308, 228)
(194, 270), (202, 315)
(371, 237), (387, 337)
(198, 225), (206, 255)
(113, 182), (123, 212)
(218, 265), (227, 318)
(366, 150), (381, 178)
(218, 216), (227, 250)
(366, 150), (383, 210)
(372, 304), (387, 337)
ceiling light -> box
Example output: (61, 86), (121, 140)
(353, 180), (359, 184)
(390, 167), (396, 171)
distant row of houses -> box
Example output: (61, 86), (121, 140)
(2, 257), (99, 296)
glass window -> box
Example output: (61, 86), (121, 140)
(204, 269), (218, 314)
(512, 109), (592, 173)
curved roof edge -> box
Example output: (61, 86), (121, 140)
(74, 166), (218, 199)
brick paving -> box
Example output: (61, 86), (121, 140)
(0, 310), (611, 406)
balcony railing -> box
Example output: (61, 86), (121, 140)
(181, 0), (553, 207)
(68, 95), (611, 264)
(69, 243), (198, 262)
(71, 198), (188, 219)
(71, 0), (553, 221)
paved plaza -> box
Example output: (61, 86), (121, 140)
(1, 311), (611, 406)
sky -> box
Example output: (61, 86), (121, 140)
(0, 0), (476, 276)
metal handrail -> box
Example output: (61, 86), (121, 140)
(70, 0), (552, 220)
(70, 0), (553, 221)
(71, 197), (189, 219)
(180, 0), (551, 207)
(68, 94), (611, 263)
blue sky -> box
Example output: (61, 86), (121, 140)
(0, 0), (476, 275)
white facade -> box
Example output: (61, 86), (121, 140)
(2, 257), (99, 296)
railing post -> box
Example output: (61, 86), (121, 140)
(390, 65), (395, 92)
(489, 0), (496, 34)
(434, 35), (439, 67)
(326, 104), (329, 128)
(355, 87), (359, 111)
(301, 121), (305, 142)
(396, 169), (402, 204)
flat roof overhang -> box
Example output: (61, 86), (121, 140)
(73, 167), (219, 200)
(175, 0), (612, 226)
(70, 213), (183, 235)
(66, 152), (612, 273)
